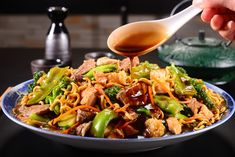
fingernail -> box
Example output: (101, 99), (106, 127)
(228, 21), (235, 30)
(231, 21), (235, 30)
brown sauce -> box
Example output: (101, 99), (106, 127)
(109, 22), (169, 57)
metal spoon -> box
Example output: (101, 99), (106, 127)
(107, 4), (202, 57)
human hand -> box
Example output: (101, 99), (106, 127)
(193, 0), (235, 41)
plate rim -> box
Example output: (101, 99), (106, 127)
(1, 79), (235, 143)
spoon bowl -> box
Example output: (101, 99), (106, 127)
(107, 5), (202, 57)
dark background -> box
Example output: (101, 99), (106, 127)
(1, 0), (235, 156)
(0, 0), (183, 15)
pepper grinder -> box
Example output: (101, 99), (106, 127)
(45, 6), (72, 66)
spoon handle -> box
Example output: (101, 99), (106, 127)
(162, 5), (202, 35)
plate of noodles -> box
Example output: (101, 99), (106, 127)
(1, 57), (235, 153)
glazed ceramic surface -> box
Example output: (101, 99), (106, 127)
(157, 33), (235, 85)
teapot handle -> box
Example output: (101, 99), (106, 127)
(170, 0), (193, 40)
(170, 0), (191, 17)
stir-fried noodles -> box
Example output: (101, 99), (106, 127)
(13, 57), (227, 138)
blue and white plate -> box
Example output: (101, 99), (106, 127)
(1, 79), (235, 153)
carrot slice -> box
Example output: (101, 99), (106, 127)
(51, 105), (100, 125)
(153, 78), (178, 100)
(148, 86), (155, 106)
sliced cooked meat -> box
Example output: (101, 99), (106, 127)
(117, 83), (148, 106)
(94, 71), (108, 85)
(96, 57), (119, 65)
(18, 104), (50, 117)
(122, 109), (139, 121)
(76, 121), (92, 136)
(144, 118), (165, 137)
(80, 86), (97, 106)
(119, 56), (140, 72)
(199, 105), (214, 120)
(120, 57), (131, 72)
(166, 117), (182, 135)
(187, 98), (203, 115)
(107, 128), (125, 139)
(71, 59), (96, 81)
(107, 71), (127, 85)
(131, 56), (140, 67)
(122, 124), (139, 137)
(76, 109), (95, 123)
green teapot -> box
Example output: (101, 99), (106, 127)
(157, 30), (235, 85)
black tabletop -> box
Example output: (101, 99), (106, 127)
(1, 48), (235, 157)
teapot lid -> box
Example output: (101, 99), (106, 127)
(158, 30), (235, 68)
(181, 30), (221, 47)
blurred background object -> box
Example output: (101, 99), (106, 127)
(45, 6), (71, 66)
(1, 0), (235, 83)
(158, 30), (235, 85)
(157, 0), (235, 85)
(84, 51), (116, 60)
(1, 0), (235, 84)
(1, 0), (228, 49)
(30, 58), (63, 74)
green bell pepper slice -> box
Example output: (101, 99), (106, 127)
(90, 108), (117, 138)
(131, 61), (159, 79)
(83, 64), (117, 79)
(57, 113), (77, 129)
(154, 95), (187, 119)
(136, 107), (151, 116)
(29, 113), (49, 122)
(27, 66), (69, 105)
(190, 78), (215, 109)
(167, 64), (196, 96)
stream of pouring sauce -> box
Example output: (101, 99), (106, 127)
(109, 22), (169, 57)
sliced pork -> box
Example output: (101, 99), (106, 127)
(76, 121), (92, 136)
(166, 117), (182, 134)
(76, 109), (95, 123)
(80, 86), (97, 106)
(18, 104), (50, 117)
(96, 57), (119, 65)
(71, 59), (96, 81)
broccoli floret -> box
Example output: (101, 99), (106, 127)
(45, 76), (71, 104)
(190, 78), (215, 109)
(28, 71), (45, 92)
(180, 104), (193, 117)
(104, 86), (121, 102)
